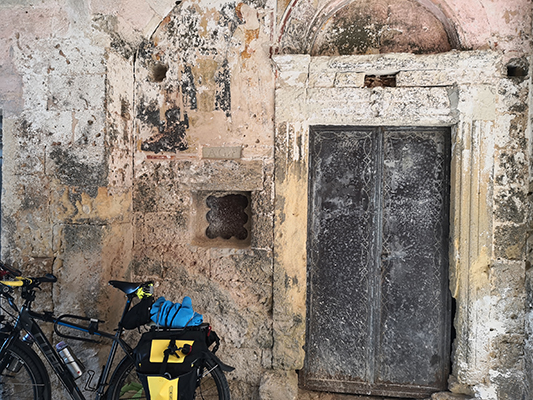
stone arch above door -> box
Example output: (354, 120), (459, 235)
(277, 0), (461, 55)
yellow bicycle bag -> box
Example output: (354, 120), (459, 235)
(133, 324), (211, 400)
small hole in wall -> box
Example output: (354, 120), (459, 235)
(206, 194), (249, 240)
(151, 63), (168, 82)
(364, 74), (397, 88)
(507, 65), (527, 78)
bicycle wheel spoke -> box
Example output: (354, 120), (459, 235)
(0, 376), (44, 399)
(0, 343), (50, 400)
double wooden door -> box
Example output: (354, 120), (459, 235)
(302, 126), (451, 398)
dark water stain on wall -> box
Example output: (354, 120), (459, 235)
(49, 147), (107, 189)
(182, 64), (197, 110)
(137, 99), (161, 127)
(215, 59), (231, 117)
(140, 106), (189, 153)
(64, 224), (104, 253)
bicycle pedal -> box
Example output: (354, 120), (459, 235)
(84, 370), (97, 392)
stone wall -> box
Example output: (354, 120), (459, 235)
(0, 0), (531, 399)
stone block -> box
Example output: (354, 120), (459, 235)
(397, 65), (498, 87)
(46, 145), (107, 188)
(275, 88), (307, 121)
(490, 261), (526, 299)
(493, 187), (527, 224)
(334, 72), (365, 87)
(306, 87), (452, 125)
(251, 212), (274, 250)
(457, 85), (497, 121)
(273, 55), (310, 88)
(490, 334), (525, 370)
(493, 224), (527, 260)
(259, 370), (298, 400)
(308, 71), (335, 88)
(46, 41), (106, 76)
(186, 160), (264, 191)
(431, 392), (473, 400)
(3, 117), (46, 176)
(48, 74), (106, 112)
(492, 370), (527, 400)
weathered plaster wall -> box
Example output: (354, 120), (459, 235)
(0, 0), (141, 384)
(0, 0), (277, 398)
(525, 28), (533, 400)
(0, 0), (531, 399)
(127, 2), (276, 397)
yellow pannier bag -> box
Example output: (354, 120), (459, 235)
(133, 325), (212, 400)
(149, 340), (194, 364)
(139, 369), (196, 400)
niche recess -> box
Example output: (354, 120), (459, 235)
(192, 191), (252, 248)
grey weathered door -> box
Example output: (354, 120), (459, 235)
(302, 126), (451, 398)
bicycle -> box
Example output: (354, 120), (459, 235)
(0, 262), (233, 400)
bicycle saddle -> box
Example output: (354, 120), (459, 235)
(108, 280), (142, 295)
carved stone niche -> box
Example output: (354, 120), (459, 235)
(278, 0), (460, 55)
(191, 190), (252, 249)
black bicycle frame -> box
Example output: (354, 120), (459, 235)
(0, 294), (135, 400)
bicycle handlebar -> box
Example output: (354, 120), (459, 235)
(0, 261), (57, 289)
(0, 273), (57, 288)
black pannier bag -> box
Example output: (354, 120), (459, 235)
(122, 296), (154, 330)
(133, 323), (213, 400)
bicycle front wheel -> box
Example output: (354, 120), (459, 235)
(107, 355), (231, 400)
(0, 339), (51, 400)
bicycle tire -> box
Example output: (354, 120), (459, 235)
(0, 338), (51, 400)
(107, 354), (231, 400)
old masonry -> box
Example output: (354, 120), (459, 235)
(0, 0), (532, 399)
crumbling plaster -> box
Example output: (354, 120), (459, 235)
(0, 0), (531, 399)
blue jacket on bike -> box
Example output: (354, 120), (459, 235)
(150, 296), (203, 328)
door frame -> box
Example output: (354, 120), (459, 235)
(272, 52), (507, 396)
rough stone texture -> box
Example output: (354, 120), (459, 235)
(0, 1), (531, 399)
(259, 369), (299, 400)
(431, 393), (473, 400)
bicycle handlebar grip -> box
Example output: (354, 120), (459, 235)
(40, 274), (57, 283)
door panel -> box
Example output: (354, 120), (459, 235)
(305, 128), (378, 383)
(302, 126), (451, 398)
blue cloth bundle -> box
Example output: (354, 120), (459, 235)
(150, 296), (203, 328)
